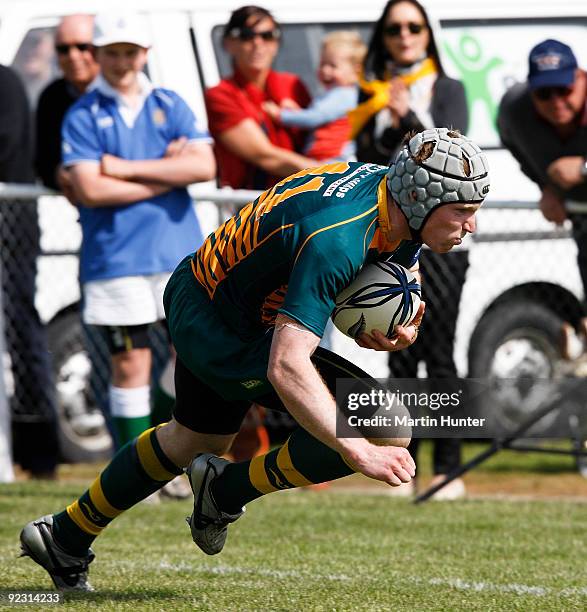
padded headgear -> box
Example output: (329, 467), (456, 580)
(387, 128), (490, 238)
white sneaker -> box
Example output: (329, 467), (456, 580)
(561, 322), (584, 360)
(141, 490), (161, 505)
(385, 480), (415, 497)
(160, 475), (192, 500)
(429, 476), (466, 501)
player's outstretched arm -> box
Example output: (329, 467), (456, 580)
(267, 314), (415, 486)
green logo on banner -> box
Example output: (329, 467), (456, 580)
(444, 33), (504, 127)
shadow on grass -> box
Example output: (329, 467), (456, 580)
(0, 485), (83, 500)
(0, 586), (182, 604)
(68, 587), (183, 603)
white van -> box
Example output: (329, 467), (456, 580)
(0, 0), (586, 460)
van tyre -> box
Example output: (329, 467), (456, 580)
(469, 301), (564, 436)
(469, 301), (564, 379)
(47, 312), (113, 463)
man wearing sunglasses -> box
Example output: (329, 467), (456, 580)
(35, 14), (99, 191)
(498, 38), (587, 343)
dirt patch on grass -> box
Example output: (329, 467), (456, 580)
(323, 471), (587, 500)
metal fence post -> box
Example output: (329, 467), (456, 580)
(0, 239), (14, 482)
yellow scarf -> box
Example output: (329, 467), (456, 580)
(349, 57), (437, 139)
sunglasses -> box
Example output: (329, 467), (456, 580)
(55, 43), (93, 55)
(384, 22), (426, 37)
(533, 86), (573, 101)
(229, 27), (281, 42)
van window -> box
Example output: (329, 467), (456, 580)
(440, 17), (587, 148)
(11, 27), (59, 111)
(212, 23), (372, 96)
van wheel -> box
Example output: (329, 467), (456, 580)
(47, 312), (113, 463)
(469, 301), (565, 436)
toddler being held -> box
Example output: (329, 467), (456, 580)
(263, 31), (366, 162)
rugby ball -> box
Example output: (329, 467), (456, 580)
(331, 262), (421, 339)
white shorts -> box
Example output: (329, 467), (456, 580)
(82, 273), (171, 326)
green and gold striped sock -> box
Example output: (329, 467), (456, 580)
(212, 427), (355, 514)
(51, 425), (182, 556)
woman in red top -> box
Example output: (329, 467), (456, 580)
(205, 5), (315, 190)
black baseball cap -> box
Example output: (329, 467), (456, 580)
(528, 39), (578, 90)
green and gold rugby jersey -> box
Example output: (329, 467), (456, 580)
(191, 161), (421, 339)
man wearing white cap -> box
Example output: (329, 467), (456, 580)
(56, 14), (216, 467)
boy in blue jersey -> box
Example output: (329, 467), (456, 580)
(59, 15), (215, 477)
(21, 129), (490, 591)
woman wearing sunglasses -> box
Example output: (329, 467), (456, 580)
(352, 0), (467, 164)
(353, 0), (469, 500)
(205, 5), (316, 463)
(205, 5), (314, 192)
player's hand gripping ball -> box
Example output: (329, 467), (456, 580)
(332, 262), (421, 339)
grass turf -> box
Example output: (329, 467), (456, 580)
(1, 476), (586, 611)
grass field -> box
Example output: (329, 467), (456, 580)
(1, 444), (586, 611)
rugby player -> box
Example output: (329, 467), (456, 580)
(20, 128), (489, 591)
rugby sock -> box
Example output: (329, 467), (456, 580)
(212, 427), (355, 514)
(51, 425), (182, 556)
(109, 385), (151, 447)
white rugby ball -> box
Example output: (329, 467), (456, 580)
(331, 262), (421, 339)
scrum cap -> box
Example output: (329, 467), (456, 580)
(387, 128), (490, 237)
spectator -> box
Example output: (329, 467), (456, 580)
(205, 5), (315, 190)
(0, 63), (59, 478)
(11, 29), (56, 109)
(34, 16), (110, 451)
(60, 13), (216, 495)
(263, 31), (366, 162)
(355, 0), (469, 500)
(35, 14), (99, 191)
(498, 39), (587, 345)
(205, 5), (317, 457)
(353, 0), (467, 164)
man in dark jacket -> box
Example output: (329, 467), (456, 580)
(0, 63), (58, 477)
(35, 14), (98, 191)
(498, 39), (587, 345)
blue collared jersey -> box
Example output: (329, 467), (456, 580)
(192, 161), (421, 339)
(62, 87), (211, 283)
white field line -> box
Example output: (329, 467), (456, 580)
(158, 561), (350, 582)
(423, 577), (587, 597)
(153, 561), (587, 598)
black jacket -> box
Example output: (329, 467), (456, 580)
(497, 81), (587, 202)
(0, 65), (34, 183)
(34, 78), (80, 189)
(356, 75), (468, 165)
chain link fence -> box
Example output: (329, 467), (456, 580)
(0, 184), (585, 465)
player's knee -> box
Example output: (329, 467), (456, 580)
(200, 437), (234, 456)
(156, 419), (234, 467)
